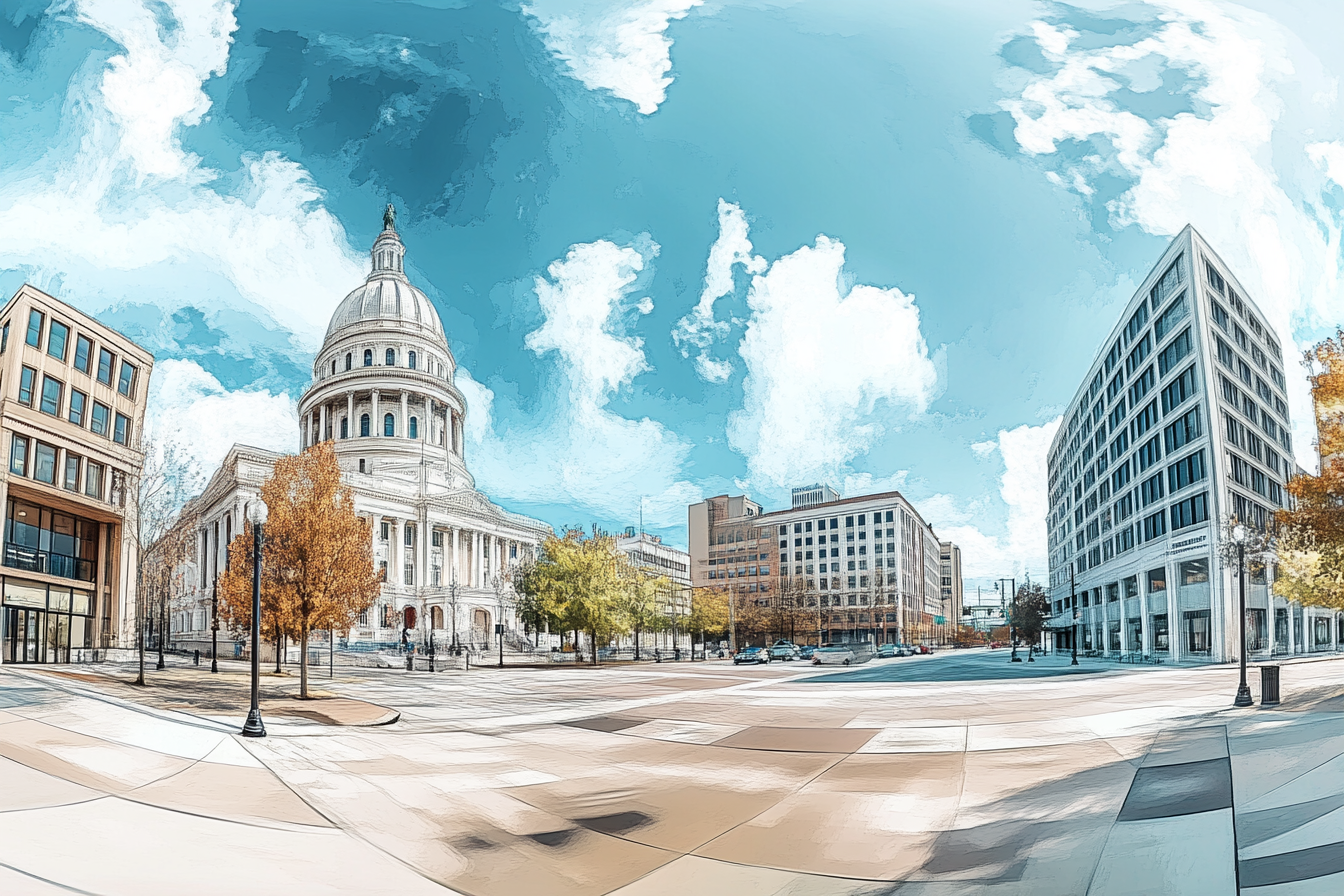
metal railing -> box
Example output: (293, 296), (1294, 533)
(3, 545), (94, 582)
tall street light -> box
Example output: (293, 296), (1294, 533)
(1070, 562), (1079, 666)
(241, 501), (268, 738)
(1233, 522), (1253, 707)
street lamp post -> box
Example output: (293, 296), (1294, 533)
(1070, 562), (1079, 666)
(241, 501), (268, 738)
(1007, 577), (1021, 662)
(1233, 523), (1253, 707)
(210, 573), (219, 673)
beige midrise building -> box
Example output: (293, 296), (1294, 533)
(0, 284), (153, 663)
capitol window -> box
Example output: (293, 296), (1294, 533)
(360, 414), (370, 437)
(363, 349), (372, 367)
(340, 417), (348, 439)
(408, 350), (416, 369)
(409, 417), (418, 439)
(384, 413), (395, 436)
(385, 348), (395, 366)
(345, 353), (352, 371)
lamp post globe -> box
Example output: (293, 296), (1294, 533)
(1232, 522), (1253, 708)
(241, 500), (268, 738)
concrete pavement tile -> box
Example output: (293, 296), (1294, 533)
(1237, 794), (1344, 850)
(126, 758), (333, 827)
(1240, 868), (1344, 895)
(1242, 752), (1344, 813)
(605, 854), (894, 896)
(0, 752), (101, 812)
(1117, 759), (1232, 821)
(18, 698), (230, 760)
(714, 726), (879, 753)
(0, 795), (458, 895)
(201, 736), (265, 768)
(1141, 725), (1228, 768)
(621, 718), (747, 744)
(966, 719), (1101, 751)
(806, 752), (964, 800)
(911, 817), (1093, 887)
(956, 752), (1136, 828)
(1237, 805), (1344, 861)
(697, 791), (942, 879)
(0, 718), (193, 794)
(1233, 733), (1344, 807)
(859, 726), (967, 753)
(0, 860), (80, 894)
(1087, 810), (1236, 896)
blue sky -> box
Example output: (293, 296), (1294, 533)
(3, 0), (1344, 593)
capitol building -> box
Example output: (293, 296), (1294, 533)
(170, 209), (551, 655)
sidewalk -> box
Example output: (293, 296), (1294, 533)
(26, 659), (400, 727)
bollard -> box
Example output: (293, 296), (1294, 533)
(1260, 664), (1280, 706)
(193, 649), (200, 666)
(406, 654), (413, 671)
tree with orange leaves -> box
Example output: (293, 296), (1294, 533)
(1275, 330), (1344, 611)
(219, 442), (381, 697)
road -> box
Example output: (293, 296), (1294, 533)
(806, 647), (1152, 682)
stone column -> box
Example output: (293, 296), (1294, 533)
(1167, 563), (1180, 664)
(451, 527), (460, 585)
(320, 404), (328, 442)
(1288, 601), (1297, 655)
(1140, 580), (1151, 656)
(1268, 593), (1278, 657)
(371, 390), (380, 436)
(401, 392), (409, 439)
(473, 530), (481, 588)
(346, 392), (354, 439)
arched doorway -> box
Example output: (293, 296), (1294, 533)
(472, 609), (490, 644)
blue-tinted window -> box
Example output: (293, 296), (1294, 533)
(47, 321), (69, 361)
(117, 361), (136, 397)
(90, 402), (109, 436)
(10, 435), (27, 475)
(113, 413), (130, 445)
(363, 349), (372, 367)
(25, 309), (42, 348)
(96, 348), (114, 385)
(360, 414), (370, 437)
(18, 366), (35, 405)
(384, 413), (395, 437)
(73, 335), (92, 374)
(68, 390), (86, 427)
(40, 375), (62, 416)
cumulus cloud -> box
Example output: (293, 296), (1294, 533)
(726, 233), (940, 492)
(1001, 1), (1344, 470)
(673, 198), (767, 382)
(929, 418), (1062, 580)
(146, 359), (298, 477)
(0, 1), (365, 349)
(460, 238), (700, 527)
(523, 0), (702, 114)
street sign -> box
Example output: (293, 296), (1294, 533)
(934, 616), (946, 625)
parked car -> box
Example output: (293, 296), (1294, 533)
(875, 643), (897, 658)
(811, 646), (856, 666)
(798, 645), (816, 661)
(733, 647), (771, 665)
(917, 644), (934, 655)
(768, 640), (801, 660)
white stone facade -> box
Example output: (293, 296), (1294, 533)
(168, 211), (551, 656)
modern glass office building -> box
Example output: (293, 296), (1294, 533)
(1045, 226), (1339, 663)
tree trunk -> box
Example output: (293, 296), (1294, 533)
(135, 594), (145, 685)
(634, 626), (640, 661)
(591, 627), (599, 666)
(275, 632), (282, 674)
(300, 619), (309, 699)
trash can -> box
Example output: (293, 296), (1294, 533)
(1260, 665), (1280, 706)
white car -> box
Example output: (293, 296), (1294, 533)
(768, 640), (801, 660)
(811, 646), (856, 666)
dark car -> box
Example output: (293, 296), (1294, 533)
(799, 645), (816, 660)
(733, 647), (771, 665)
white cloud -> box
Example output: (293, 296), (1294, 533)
(146, 359), (298, 477)
(930, 418), (1061, 581)
(522, 0), (703, 114)
(1002, 1), (1344, 471)
(727, 233), (940, 492)
(460, 238), (700, 527)
(971, 439), (999, 458)
(0, 1), (365, 351)
(673, 198), (767, 382)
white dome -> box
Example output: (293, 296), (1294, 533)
(326, 277), (444, 342)
(324, 213), (446, 345)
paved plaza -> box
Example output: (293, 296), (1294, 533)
(3, 651), (1344, 894)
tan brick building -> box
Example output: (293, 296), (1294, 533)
(0, 285), (152, 663)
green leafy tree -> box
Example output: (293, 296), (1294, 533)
(1009, 582), (1051, 649)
